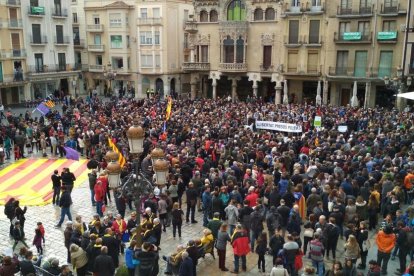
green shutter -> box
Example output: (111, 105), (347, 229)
(354, 51), (367, 77)
(378, 51), (393, 78)
(377, 31), (397, 40)
(0, 62), (3, 82)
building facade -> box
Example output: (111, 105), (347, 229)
(183, 0), (407, 108)
(0, 0), (29, 105)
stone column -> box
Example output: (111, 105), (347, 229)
(323, 80), (329, 105)
(190, 49), (195, 63)
(275, 84), (282, 104)
(364, 82), (371, 108)
(252, 81), (258, 97)
(247, 73), (261, 98)
(212, 79), (217, 100)
(209, 71), (221, 100)
(190, 73), (198, 100)
(231, 77), (238, 102)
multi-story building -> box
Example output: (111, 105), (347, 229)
(82, 0), (193, 98)
(182, 0), (407, 108)
(0, 0), (28, 105)
(404, 0), (414, 89)
(22, 0), (79, 100)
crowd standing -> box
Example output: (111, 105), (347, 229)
(1, 95), (414, 276)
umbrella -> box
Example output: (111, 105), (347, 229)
(283, 80), (289, 104)
(316, 81), (322, 105)
(396, 92), (414, 100)
(351, 81), (358, 107)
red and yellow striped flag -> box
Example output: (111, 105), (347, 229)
(165, 97), (172, 121)
(108, 138), (126, 167)
(44, 100), (55, 108)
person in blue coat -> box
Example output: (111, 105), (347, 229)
(179, 251), (194, 276)
(125, 240), (138, 276)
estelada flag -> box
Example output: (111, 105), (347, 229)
(165, 97), (172, 121)
(108, 138), (126, 167)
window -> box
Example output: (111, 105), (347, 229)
(263, 46), (272, 69)
(378, 51), (393, 78)
(292, 0), (300, 7)
(360, 0), (370, 8)
(58, 53), (66, 71)
(56, 25), (64, 43)
(155, 55), (161, 68)
(73, 13), (78, 23)
(153, 8), (160, 18)
(265, 8), (275, 20)
(94, 34), (101, 45)
(227, 0), (246, 21)
(309, 20), (320, 43)
(96, 55), (102, 65)
(109, 13), (122, 27)
(126, 35), (130, 48)
(110, 35), (122, 48)
(140, 32), (152, 45)
(254, 8), (263, 21)
(200, 10), (208, 22)
(127, 57), (130, 69)
(30, 0), (39, 6)
(383, 20), (396, 31)
(341, 0), (351, 9)
(223, 36), (234, 63)
(339, 22), (350, 37)
(54, 0), (61, 15)
(11, 33), (21, 57)
(354, 51), (368, 77)
(358, 21), (370, 39)
(154, 32), (160, 45)
(336, 51), (349, 74)
(94, 17), (100, 24)
(141, 8), (147, 18)
(210, 10), (218, 22)
(307, 52), (318, 73)
(200, 45), (209, 62)
(287, 51), (298, 72)
(312, 0), (321, 6)
(141, 54), (153, 67)
(236, 37), (244, 63)
(34, 53), (43, 72)
(384, 0), (397, 7)
(289, 20), (299, 44)
(32, 24), (41, 43)
(112, 57), (123, 69)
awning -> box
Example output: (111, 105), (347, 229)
(396, 92), (414, 100)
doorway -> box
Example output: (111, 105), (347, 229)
(341, 88), (351, 106)
(155, 78), (164, 97)
(60, 78), (68, 95)
(303, 81), (318, 104)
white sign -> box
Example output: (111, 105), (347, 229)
(255, 121), (302, 133)
(338, 125), (348, 133)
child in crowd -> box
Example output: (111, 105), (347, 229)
(37, 222), (45, 245)
(33, 226), (43, 255)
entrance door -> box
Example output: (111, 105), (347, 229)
(341, 88), (351, 106)
(170, 78), (175, 94)
(354, 51), (367, 77)
(155, 78), (164, 97)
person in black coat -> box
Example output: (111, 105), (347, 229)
(186, 240), (199, 276)
(14, 201), (27, 237)
(134, 242), (159, 276)
(152, 218), (162, 247)
(19, 251), (40, 276)
(93, 246), (115, 276)
(61, 167), (76, 192)
(186, 183), (198, 223)
(12, 221), (28, 251)
(179, 251), (194, 276)
(277, 199), (290, 237)
(102, 228), (120, 268)
(51, 170), (62, 205)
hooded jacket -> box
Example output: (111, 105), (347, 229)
(376, 230), (396, 253)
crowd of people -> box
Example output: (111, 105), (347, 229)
(1, 95), (414, 276)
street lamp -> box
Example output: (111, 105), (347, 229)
(105, 150), (119, 162)
(106, 161), (121, 188)
(126, 121), (145, 154)
(104, 62), (117, 96)
(153, 159), (169, 186)
(150, 147), (165, 164)
(383, 67), (412, 93)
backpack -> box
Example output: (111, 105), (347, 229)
(4, 202), (15, 220)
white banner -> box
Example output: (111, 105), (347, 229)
(255, 121), (302, 133)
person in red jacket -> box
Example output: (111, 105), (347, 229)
(231, 224), (250, 274)
(245, 187), (258, 208)
(94, 181), (105, 217)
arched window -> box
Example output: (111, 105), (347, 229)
(254, 8), (263, 21)
(265, 8), (275, 20)
(227, 0), (246, 21)
(236, 37), (244, 63)
(200, 10), (208, 22)
(210, 10), (218, 22)
(223, 36), (234, 63)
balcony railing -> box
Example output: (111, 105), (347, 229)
(283, 2), (304, 14)
(8, 19), (22, 28)
(137, 17), (162, 25)
(303, 35), (323, 45)
(89, 65), (105, 72)
(0, 74), (25, 84)
(328, 67), (396, 78)
(28, 6), (45, 16)
(380, 3), (400, 14)
(6, 0), (21, 6)
(219, 63), (247, 72)
(54, 36), (71, 45)
(260, 64), (274, 72)
(88, 44), (105, 52)
(52, 8), (68, 18)
(184, 21), (198, 33)
(182, 62), (210, 71)
(304, 1), (325, 13)
(334, 32), (372, 43)
(285, 65), (321, 76)
(86, 24), (104, 32)
(337, 5), (373, 16)
(73, 39), (85, 48)
(284, 35), (303, 46)
(0, 49), (26, 58)
(29, 35), (48, 45)
(28, 64), (73, 74)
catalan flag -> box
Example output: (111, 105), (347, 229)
(44, 100), (55, 108)
(108, 138), (126, 167)
(165, 97), (172, 121)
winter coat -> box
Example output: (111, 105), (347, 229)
(250, 210), (264, 233)
(93, 253), (115, 276)
(70, 246), (88, 270)
(216, 231), (231, 251)
(224, 204), (239, 225)
(231, 230), (250, 256)
(356, 201), (368, 221)
(179, 257), (194, 276)
(376, 230), (396, 253)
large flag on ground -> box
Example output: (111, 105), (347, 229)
(64, 146), (80, 161)
(165, 97), (172, 121)
(35, 103), (50, 115)
(108, 138), (126, 167)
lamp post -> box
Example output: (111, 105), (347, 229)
(150, 147), (165, 164)
(384, 67), (412, 109)
(105, 150), (119, 162)
(153, 159), (169, 187)
(106, 161), (121, 189)
(104, 62), (117, 97)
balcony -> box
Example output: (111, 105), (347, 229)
(336, 5), (373, 18)
(88, 44), (105, 52)
(86, 24), (104, 32)
(89, 65), (105, 72)
(334, 32), (372, 44)
(285, 65), (321, 76)
(303, 35), (323, 47)
(29, 35), (48, 45)
(8, 19), (22, 29)
(0, 49), (26, 59)
(260, 64), (274, 72)
(282, 3), (304, 15)
(52, 8), (68, 18)
(137, 17), (163, 25)
(219, 63), (247, 72)
(6, 0), (20, 6)
(284, 35), (303, 47)
(219, 21), (248, 33)
(327, 67), (394, 78)
(54, 36), (71, 45)
(27, 64), (73, 74)
(28, 6), (45, 16)
(0, 74), (25, 85)
(182, 62), (210, 71)
(73, 39), (85, 48)
(184, 21), (198, 33)
(377, 31), (398, 43)
(304, 1), (325, 14)
(380, 3), (406, 16)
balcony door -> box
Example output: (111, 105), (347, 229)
(58, 53), (66, 71)
(336, 51), (348, 74)
(54, 0), (61, 15)
(94, 34), (101, 45)
(354, 51), (367, 77)
(339, 22), (350, 38)
(223, 36), (234, 63)
(56, 25), (64, 43)
(378, 51), (393, 78)
(0, 62), (3, 82)
(11, 33), (21, 57)
(32, 24), (41, 43)
(289, 20), (299, 44)
(35, 53), (43, 72)
(9, 8), (18, 27)
(263, 46), (272, 69)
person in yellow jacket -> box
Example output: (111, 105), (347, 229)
(375, 226), (396, 274)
